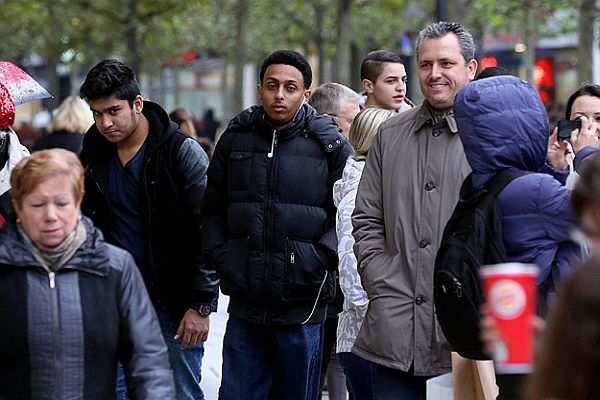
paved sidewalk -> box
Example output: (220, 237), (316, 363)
(200, 292), (228, 399)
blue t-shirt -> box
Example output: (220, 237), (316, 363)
(107, 144), (147, 269)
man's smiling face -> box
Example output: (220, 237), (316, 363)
(418, 33), (477, 111)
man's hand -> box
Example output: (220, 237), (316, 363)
(174, 308), (210, 349)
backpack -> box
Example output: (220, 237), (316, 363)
(434, 169), (525, 360)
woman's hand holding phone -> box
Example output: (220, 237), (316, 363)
(569, 115), (600, 154)
(547, 128), (570, 169)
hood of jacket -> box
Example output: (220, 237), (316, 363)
(225, 103), (348, 153)
(82, 100), (179, 162)
(453, 76), (548, 185)
(0, 214), (110, 276)
(333, 157), (364, 208)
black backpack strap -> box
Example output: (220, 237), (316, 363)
(484, 169), (527, 196)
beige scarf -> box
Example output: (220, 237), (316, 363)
(18, 219), (87, 272)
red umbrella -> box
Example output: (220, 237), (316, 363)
(0, 61), (52, 129)
(0, 61), (52, 106)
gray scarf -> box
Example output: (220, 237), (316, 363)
(18, 219), (87, 272)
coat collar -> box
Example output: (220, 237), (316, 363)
(413, 101), (458, 135)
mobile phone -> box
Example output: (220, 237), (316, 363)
(557, 119), (581, 141)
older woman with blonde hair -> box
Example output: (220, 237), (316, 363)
(32, 95), (94, 155)
(0, 149), (175, 399)
(334, 107), (396, 400)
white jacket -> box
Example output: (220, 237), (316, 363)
(0, 128), (29, 195)
(333, 156), (368, 353)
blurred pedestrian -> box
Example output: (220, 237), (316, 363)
(308, 82), (361, 137)
(360, 50), (414, 112)
(169, 107), (197, 138)
(198, 108), (219, 142)
(79, 59), (218, 400)
(33, 95), (94, 155)
(0, 87), (29, 195)
(523, 254), (600, 400)
(202, 49), (353, 400)
(0, 149), (175, 399)
(352, 21), (478, 400)
(334, 107), (396, 400)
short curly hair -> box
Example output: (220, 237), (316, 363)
(259, 50), (312, 89)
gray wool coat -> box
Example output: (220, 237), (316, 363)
(351, 102), (471, 376)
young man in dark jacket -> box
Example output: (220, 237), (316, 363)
(79, 59), (218, 400)
(201, 49), (353, 400)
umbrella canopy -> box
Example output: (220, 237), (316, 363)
(0, 61), (52, 106)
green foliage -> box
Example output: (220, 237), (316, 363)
(0, 0), (581, 78)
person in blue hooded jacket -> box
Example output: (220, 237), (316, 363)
(454, 75), (581, 307)
(454, 75), (582, 399)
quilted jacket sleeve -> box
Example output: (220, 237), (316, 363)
(176, 138), (219, 307)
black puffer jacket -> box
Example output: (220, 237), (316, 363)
(81, 101), (218, 321)
(202, 103), (353, 325)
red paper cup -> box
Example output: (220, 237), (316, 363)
(481, 263), (539, 374)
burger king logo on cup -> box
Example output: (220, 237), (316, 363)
(489, 279), (526, 319)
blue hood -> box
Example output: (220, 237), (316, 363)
(454, 76), (548, 186)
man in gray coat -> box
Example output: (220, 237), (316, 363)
(351, 21), (477, 399)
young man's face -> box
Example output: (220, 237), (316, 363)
(257, 64), (311, 130)
(88, 95), (143, 144)
(418, 33), (477, 111)
(363, 62), (407, 111)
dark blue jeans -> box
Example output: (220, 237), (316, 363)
(219, 315), (323, 400)
(117, 301), (205, 400)
(375, 364), (431, 400)
(338, 352), (377, 400)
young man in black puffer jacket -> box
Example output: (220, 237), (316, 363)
(202, 49), (353, 400)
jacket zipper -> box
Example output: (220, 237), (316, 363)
(49, 271), (62, 398)
(267, 130), (277, 158)
(263, 129), (277, 324)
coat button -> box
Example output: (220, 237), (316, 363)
(432, 129), (441, 137)
(418, 239), (429, 248)
(425, 181), (436, 191)
(415, 296), (425, 306)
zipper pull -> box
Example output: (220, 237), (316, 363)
(48, 272), (56, 289)
(290, 252), (295, 264)
(267, 130), (277, 158)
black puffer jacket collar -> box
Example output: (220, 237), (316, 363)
(226, 103), (347, 153)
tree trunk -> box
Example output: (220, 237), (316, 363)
(334, 0), (353, 86)
(232, 0), (250, 115)
(126, 0), (142, 76)
(314, 2), (326, 85)
(45, 56), (60, 109)
(523, 1), (537, 84)
(577, 0), (596, 83)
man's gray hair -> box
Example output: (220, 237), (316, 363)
(308, 82), (362, 115)
(415, 21), (475, 63)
